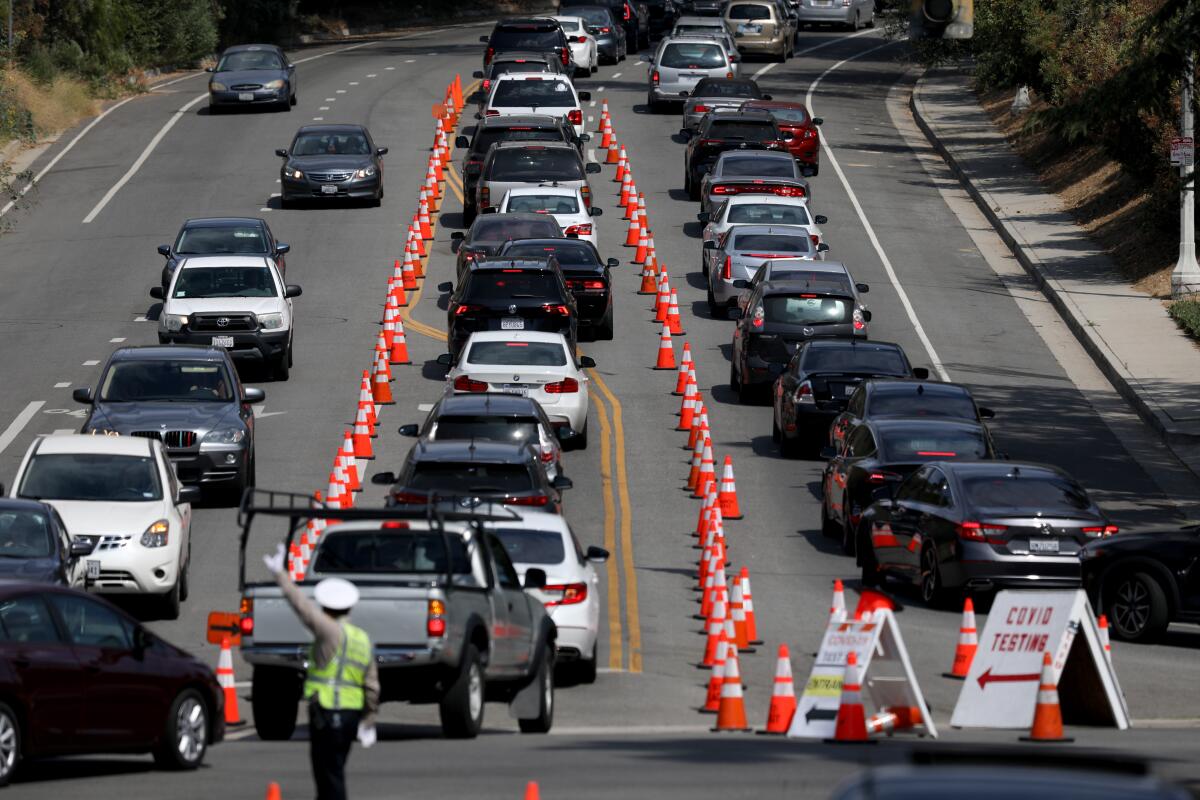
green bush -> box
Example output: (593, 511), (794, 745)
(1169, 300), (1200, 339)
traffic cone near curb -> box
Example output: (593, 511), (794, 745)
(638, 260), (658, 293)
(674, 343), (693, 394)
(826, 651), (871, 743)
(625, 215), (641, 247)
(712, 648), (751, 732)
(701, 594), (727, 667)
(667, 290), (685, 335)
(740, 568), (762, 645)
(372, 353), (395, 405)
(524, 781), (540, 800)
(339, 430), (361, 492)
(692, 438), (716, 498)
(829, 579), (847, 623)
(729, 578), (754, 651)
(352, 404), (374, 459)
(654, 323), (676, 369)
(606, 135), (620, 163)
(217, 636), (244, 726)
(760, 644), (797, 734)
(1020, 652), (1073, 743)
(701, 633), (728, 712)
(716, 456), (743, 519)
(944, 597), (979, 679)
(678, 377), (698, 430)
(634, 225), (650, 264)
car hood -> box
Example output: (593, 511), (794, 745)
(47, 501), (167, 536)
(88, 401), (238, 433)
(288, 155), (371, 170)
(213, 69), (285, 86)
(0, 557), (63, 583)
(166, 297), (282, 317)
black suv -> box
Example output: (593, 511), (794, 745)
(373, 440), (573, 514)
(500, 238), (618, 339)
(457, 115), (579, 223)
(73, 345), (264, 499)
(560, 0), (650, 49)
(482, 19), (572, 70)
(156, 217), (289, 295)
(684, 111), (790, 199)
(440, 257), (578, 360)
(451, 213), (563, 278)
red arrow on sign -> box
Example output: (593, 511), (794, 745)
(977, 667), (1040, 689)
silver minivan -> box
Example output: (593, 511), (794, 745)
(647, 36), (737, 111)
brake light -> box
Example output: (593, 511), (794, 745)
(391, 490), (429, 504)
(722, 255), (732, 281)
(482, 79), (491, 92)
(542, 582), (588, 606)
(380, 520), (410, 529)
(867, 471), (901, 485)
(600, 26), (611, 33)
(772, 186), (806, 197)
(726, 71), (734, 78)
(454, 304), (482, 315)
(573, 35), (588, 43)
(916, 451), (957, 457)
(508, 494), (550, 506)
(745, 253), (797, 259)
(485, 47), (494, 64)
(568, 109), (583, 125)
(479, 187), (490, 207)
(427, 599), (446, 638)
(239, 597), (254, 635)
(694, 104), (711, 113)
(751, 305), (764, 329)
(810, 234), (820, 247)
(713, 185), (734, 195)
(958, 521), (1008, 542)
(541, 449), (555, 463)
(564, 223), (592, 236)
(853, 308), (866, 331)
(453, 375), (489, 392)
(485, 109), (500, 116)
(1082, 525), (1119, 537)
(545, 377), (580, 393)
(652, 70), (660, 84)
(623, 2), (631, 20)
(462, 251), (477, 263)
(561, 48), (569, 67)
(542, 303), (571, 316)
(580, 279), (605, 290)
(795, 381), (814, 404)
(580, 186), (591, 206)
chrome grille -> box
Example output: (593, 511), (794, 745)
(76, 534), (131, 552)
(131, 430), (161, 441)
(230, 83), (262, 91)
(308, 171), (354, 183)
(164, 430), (198, 449)
(190, 313), (256, 332)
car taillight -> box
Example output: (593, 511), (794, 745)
(574, 35), (588, 43)
(582, 279), (605, 290)
(485, 47), (495, 64)
(565, 223), (592, 236)
(794, 381), (814, 404)
(239, 597), (254, 635)
(726, 71), (734, 78)
(427, 599), (446, 637)
(479, 187), (490, 207)
(453, 375), (489, 392)
(713, 185), (733, 195)
(958, 521), (1008, 542)
(543, 582), (588, 607)
(541, 449), (555, 463)
(454, 303), (482, 315)
(482, 79), (491, 92)
(485, 109), (500, 116)
(810, 234), (820, 247)
(542, 303), (571, 316)
(1082, 525), (1119, 537)
(623, 2), (631, 20)
(853, 308), (866, 331)
(694, 104), (711, 113)
(545, 377), (580, 393)
(751, 305), (764, 329)
(561, 48), (570, 66)
(803, 126), (817, 140)
(568, 109), (583, 125)
(600, 26), (611, 33)
(580, 186), (591, 206)
(772, 186), (806, 197)
(508, 494), (550, 506)
(391, 490), (430, 504)
(867, 471), (902, 485)
(652, 70), (660, 84)
(722, 255), (732, 280)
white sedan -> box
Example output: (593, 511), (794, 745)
(484, 72), (590, 140)
(446, 331), (593, 447)
(486, 509), (608, 682)
(498, 186), (601, 248)
(552, 16), (599, 76)
(10, 434), (196, 619)
(700, 195), (828, 271)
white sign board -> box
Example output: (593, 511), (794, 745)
(788, 609), (936, 739)
(1170, 136), (1194, 168)
(951, 590), (1129, 730)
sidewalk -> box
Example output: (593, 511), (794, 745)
(911, 67), (1200, 476)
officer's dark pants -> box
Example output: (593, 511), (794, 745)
(309, 702), (362, 800)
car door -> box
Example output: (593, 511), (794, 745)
(832, 385), (865, 448)
(0, 593), (82, 754)
(1179, 530), (1200, 615)
(838, 425), (878, 525)
(486, 533), (535, 675)
(909, 467), (956, 571)
(774, 351), (802, 432)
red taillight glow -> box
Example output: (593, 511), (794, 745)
(867, 471), (900, 485)
(745, 253), (799, 259)
(567, 279), (605, 290)
(751, 306), (764, 329)
(623, 2), (631, 20)
(568, 109), (583, 125)
(564, 223), (592, 236)
(580, 186), (591, 206)
(508, 494), (550, 506)
(380, 521), (410, 529)
(485, 109), (500, 116)
(600, 26), (611, 33)
(958, 521), (1008, 542)
(652, 70), (660, 84)
(809, 234), (820, 246)
(479, 187), (490, 207)
(485, 47), (494, 64)
(543, 582), (588, 606)
(542, 303), (571, 316)
(560, 48), (569, 66)
(482, 79), (491, 91)
(453, 375), (489, 392)
(916, 451), (957, 457)
(694, 104), (711, 113)
(1082, 525), (1119, 537)
(795, 381), (813, 402)
(774, 186), (805, 197)
(722, 255), (732, 281)
(391, 490), (430, 504)
(454, 304), (482, 315)
(239, 615), (254, 635)
(544, 378), (580, 393)
(427, 599), (446, 637)
(541, 449), (555, 462)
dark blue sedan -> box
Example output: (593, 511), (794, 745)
(0, 498), (94, 586)
(207, 44), (296, 110)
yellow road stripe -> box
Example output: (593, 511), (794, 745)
(589, 384), (624, 671)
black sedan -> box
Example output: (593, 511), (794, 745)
(451, 213), (562, 278)
(0, 499), (94, 586)
(156, 217), (289, 294)
(0, 583), (223, 784)
(439, 257), (578, 361)
(1082, 524), (1200, 642)
(830, 379), (995, 449)
(772, 339), (928, 457)
(858, 461), (1111, 607)
(500, 238), (618, 339)
(276, 124), (387, 207)
(207, 43), (295, 110)
(821, 417), (996, 555)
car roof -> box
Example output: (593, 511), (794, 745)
(478, 113), (566, 128)
(664, 35), (731, 45)
(177, 255), (273, 269)
(759, 280), (847, 296)
(938, 460), (1066, 477)
(495, 17), (561, 27)
(436, 393), (545, 417)
(492, 139), (578, 151)
(502, 237), (599, 254)
(466, 330), (568, 345)
(471, 256), (556, 271)
(803, 338), (903, 352)
(766, 260), (848, 275)
(181, 217), (267, 229)
(676, 15), (727, 25)
(696, 77), (758, 88)
(505, 185), (581, 197)
(109, 344), (231, 363)
(493, 71), (572, 82)
(410, 440), (535, 464)
(294, 124), (368, 135)
(717, 148), (793, 162)
(222, 44), (284, 54)
(866, 380), (972, 397)
(32, 433), (154, 456)
(0, 497), (54, 514)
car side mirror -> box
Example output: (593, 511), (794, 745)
(912, 367), (930, 380)
(178, 485), (202, 504)
(474, 112), (482, 120)
(243, 387), (266, 404)
(149, 286), (164, 300)
(552, 475), (574, 491)
(732, 279), (750, 289)
(586, 162), (602, 174)
(398, 424), (420, 437)
(762, 94), (773, 100)
(72, 388), (94, 404)
(978, 407), (996, 419)
(275, 148), (288, 158)
(376, 147), (389, 156)
(69, 538), (97, 557)
(678, 92), (690, 98)
(472, 70), (484, 79)
(697, 212), (710, 223)
(578, 91), (592, 101)
(819, 446), (837, 460)
(275, 243), (291, 255)
(455, 135), (470, 148)
(436, 353), (453, 367)
(813, 117), (823, 126)
(585, 545), (610, 562)
(579, 133), (591, 142)
(814, 214), (828, 224)
(371, 472), (397, 485)
(438, 281), (453, 292)
(284, 285), (303, 298)
(590, 207), (603, 216)
(555, 426), (578, 443)
(579, 355), (596, 368)
(157, 244), (171, 257)
(855, 283), (869, 293)
(817, 242), (830, 252)
(703, 240), (717, 249)
(606, 258), (619, 268)
(450, 231), (465, 241)
(728, 307), (743, 320)
(523, 567), (547, 589)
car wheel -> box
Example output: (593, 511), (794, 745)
(850, 11), (861, 30)
(440, 643), (485, 739)
(577, 643), (598, 684)
(252, 666), (301, 741)
(596, 307), (614, 340)
(273, 349), (290, 381)
(290, 92), (297, 106)
(729, 361), (741, 394)
(279, 195), (293, 210)
(780, 418), (802, 457)
(840, 501), (856, 555)
(775, 45), (787, 63)
(159, 577), (181, 621)
(809, 163), (820, 177)
(1106, 571), (1170, 642)
(919, 544), (948, 608)
(0, 702), (21, 787)
(518, 645), (555, 733)
(179, 557), (189, 603)
(152, 689), (208, 770)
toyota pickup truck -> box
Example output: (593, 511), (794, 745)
(235, 491), (557, 739)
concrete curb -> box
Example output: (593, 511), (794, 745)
(910, 71), (1200, 450)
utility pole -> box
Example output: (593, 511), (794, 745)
(1172, 51), (1199, 297)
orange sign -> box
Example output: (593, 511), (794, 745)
(207, 611), (242, 646)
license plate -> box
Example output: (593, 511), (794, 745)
(737, 23), (762, 33)
(501, 317), (525, 330)
(501, 384), (530, 396)
(238, 92), (254, 101)
(86, 559), (101, 580)
(211, 335), (234, 348)
(840, 385), (855, 396)
(1029, 539), (1060, 553)
(320, 184), (338, 194)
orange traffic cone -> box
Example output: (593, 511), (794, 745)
(390, 318), (412, 365)
(600, 117), (613, 149)
(372, 353), (394, 405)
(700, 561), (725, 624)
(606, 135), (620, 163)
(625, 215), (641, 247)
(827, 651), (870, 743)
(654, 323), (676, 370)
(688, 403), (708, 451)
(654, 274), (670, 321)
(418, 194), (434, 239)
(390, 266), (408, 307)
(619, 171), (633, 206)
(358, 370), (377, 429)
(761, 644), (797, 734)
(217, 636), (244, 726)
(634, 226), (650, 265)
(352, 405), (374, 459)
(854, 589), (896, 621)
(701, 594), (727, 667)
(382, 298), (398, 349)
(712, 648), (751, 732)
(716, 456), (742, 519)
(410, 220), (426, 258)
(265, 782), (282, 800)
(693, 477), (715, 537)
(615, 147), (628, 181)
(402, 251), (418, 290)
(686, 434), (704, 491)
(729, 577), (753, 651)
(692, 438), (716, 497)
(1098, 614), (1112, 664)
(666, 290), (685, 335)
(340, 430), (361, 491)
(678, 377), (698, 430)
(326, 471), (345, 510)
(701, 631), (728, 712)
(829, 579), (847, 623)
(1021, 652), (1073, 742)
(740, 568), (762, 645)
(674, 343), (693, 394)
(944, 597), (979, 679)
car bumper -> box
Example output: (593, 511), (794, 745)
(741, 353), (786, 387)
(209, 89), (287, 106)
(281, 174), (381, 200)
(572, 291), (612, 325)
(160, 329), (288, 364)
(798, 6), (855, 24)
(781, 406), (839, 437)
(85, 546), (181, 595)
(732, 34), (787, 52)
(944, 551), (1083, 591)
(170, 446), (251, 486)
(596, 37), (619, 59)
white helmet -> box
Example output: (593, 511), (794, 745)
(314, 577), (359, 611)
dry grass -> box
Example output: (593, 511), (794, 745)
(4, 69), (99, 138)
(978, 88), (1176, 298)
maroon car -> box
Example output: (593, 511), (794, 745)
(741, 100), (823, 177)
(0, 583), (223, 785)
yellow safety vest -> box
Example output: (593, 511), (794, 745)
(304, 621), (371, 711)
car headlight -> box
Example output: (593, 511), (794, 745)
(263, 79), (285, 90)
(286, 167), (303, 180)
(259, 312), (285, 330)
(160, 313), (187, 332)
(204, 427), (246, 445)
(210, 81), (227, 92)
(355, 166), (377, 179)
(141, 519), (170, 548)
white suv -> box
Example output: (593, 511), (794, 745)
(153, 255), (301, 380)
(9, 434), (197, 619)
(483, 72), (591, 140)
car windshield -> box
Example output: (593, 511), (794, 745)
(758, 106), (809, 124)
(19, 454), (163, 502)
(217, 50), (283, 71)
(721, 157), (794, 177)
(467, 341), (568, 366)
(762, 294), (850, 324)
(576, 8), (614, 25)
(556, 19), (581, 31)
(707, 121), (776, 140)
(290, 132), (370, 156)
(433, 416), (542, 446)
(801, 348), (907, 374)
(172, 266), (277, 298)
(490, 148), (585, 181)
(696, 81), (760, 98)
(491, 28), (562, 51)
(492, 78), (575, 107)
(471, 217), (562, 243)
(733, 233), (811, 254)
(504, 242), (599, 266)
(99, 361), (233, 402)
(314, 531), (475, 575)
(471, 126), (564, 157)
(961, 474), (1092, 514)
(870, 391), (977, 419)
(0, 511), (53, 558)
(660, 43), (725, 68)
(878, 429), (989, 461)
(506, 194), (580, 214)
(174, 225), (267, 255)
(728, 203), (811, 225)
(408, 463), (534, 494)
(762, 269), (851, 293)
(492, 528), (566, 565)
(729, 4), (772, 19)
(464, 272), (562, 301)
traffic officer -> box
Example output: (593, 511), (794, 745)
(264, 544), (379, 800)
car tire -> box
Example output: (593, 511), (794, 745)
(809, 163), (820, 177)
(252, 667), (301, 741)
(518, 646), (555, 734)
(273, 349), (290, 381)
(279, 195), (292, 210)
(159, 577), (182, 621)
(0, 702), (21, 787)
(290, 92), (297, 106)
(575, 421), (589, 450)
(820, 498), (840, 537)
(596, 307), (615, 340)
(440, 643), (485, 739)
(688, 176), (700, 201)
(919, 544), (948, 608)
(1106, 571), (1170, 642)
(775, 45), (787, 63)
(152, 689), (208, 770)
(577, 643), (598, 684)
(866, 11), (876, 27)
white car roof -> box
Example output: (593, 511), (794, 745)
(483, 508), (572, 534)
(550, 15), (586, 24)
(722, 194), (809, 207)
(33, 433), (155, 456)
(765, 258), (847, 274)
(493, 72), (573, 84)
(177, 255), (275, 270)
(503, 185), (583, 198)
(464, 330), (569, 346)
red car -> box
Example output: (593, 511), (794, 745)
(0, 583), (223, 785)
(741, 100), (823, 177)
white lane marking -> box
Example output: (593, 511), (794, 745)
(366, 73), (377, 78)
(611, 72), (622, 79)
(274, 178), (281, 183)
(292, 40), (377, 65)
(109, 337), (125, 343)
(336, 89), (347, 94)
(597, 85), (605, 92)
(51, 429), (75, 435)
(588, 115), (595, 124)
(253, 407), (288, 419)
(635, 60), (644, 65)
(417, 403), (434, 412)
(348, 81), (359, 86)
(150, 72), (205, 90)
(82, 360), (100, 366)
(81, 92), (208, 223)
(587, 148), (597, 163)
(325, 97), (336, 101)
(589, 100), (596, 107)
(54, 382), (70, 388)
(805, 41), (949, 381)
(0, 402), (45, 456)
(404, 59), (415, 64)
(312, 117), (324, 121)
(259, 206), (272, 212)
(319, 106), (330, 111)
(134, 315), (150, 322)
(270, 192), (281, 198)
(385, 66), (396, 70)
(752, 62), (778, 79)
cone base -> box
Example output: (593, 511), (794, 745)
(941, 673), (967, 680)
(756, 729), (787, 736)
(373, 399), (396, 405)
(723, 513), (745, 520)
(226, 719), (247, 727)
(711, 727), (752, 733)
(822, 738), (877, 745)
(390, 360), (413, 366)
(1019, 736), (1074, 743)
(654, 365), (677, 370)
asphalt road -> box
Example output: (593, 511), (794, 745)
(1, 18), (1198, 800)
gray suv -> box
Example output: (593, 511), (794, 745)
(476, 141), (601, 214)
(647, 36), (737, 111)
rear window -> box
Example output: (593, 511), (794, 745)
(409, 463), (534, 494)
(762, 268), (850, 293)
(492, 528), (566, 565)
(491, 78), (575, 108)
(870, 392), (977, 420)
(576, 8), (615, 26)
(696, 81), (760, 98)
(878, 429), (989, 461)
(313, 531), (475, 575)
(721, 157), (794, 177)
(491, 60), (553, 79)
(466, 341), (568, 366)
(800, 347), (907, 375)
(490, 148), (584, 181)
(762, 294), (850, 325)
(175, 225), (267, 255)
(758, 106), (809, 124)
(961, 474), (1092, 514)
(470, 127), (564, 156)
(556, 19), (581, 31)
(728, 4), (772, 19)
(503, 242), (600, 266)
(471, 217), (562, 243)
(490, 28), (563, 51)
(433, 416), (542, 446)
(505, 194), (580, 214)
(660, 43), (726, 69)
(464, 272), (563, 301)
(733, 233), (811, 254)
(707, 121), (776, 141)
(728, 203), (811, 225)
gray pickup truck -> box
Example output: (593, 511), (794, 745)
(236, 491), (557, 740)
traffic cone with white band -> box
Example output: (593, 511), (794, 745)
(1021, 652), (1073, 743)
(740, 568), (762, 645)
(761, 645), (797, 734)
(712, 648), (751, 732)
(944, 597), (979, 679)
(828, 651), (870, 743)
(717, 456), (743, 519)
(217, 637), (244, 726)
